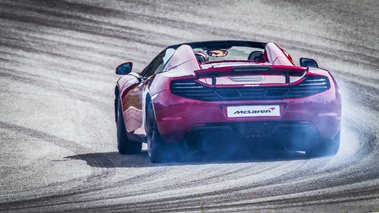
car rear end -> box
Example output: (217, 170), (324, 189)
(152, 63), (341, 154)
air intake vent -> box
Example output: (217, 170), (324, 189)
(285, 76), (330, 98)
(170, 76), (330, 101)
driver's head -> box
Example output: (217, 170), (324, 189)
(208, 49), (228, 57)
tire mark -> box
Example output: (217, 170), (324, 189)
(0, 121), (116, 212)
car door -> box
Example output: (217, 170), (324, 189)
(124, 48), (176, 141)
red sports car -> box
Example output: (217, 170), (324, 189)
(114, 40), (341, 162)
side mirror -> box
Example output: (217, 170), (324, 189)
(116, 62), (133, 75)
(300, 58), (318, 68)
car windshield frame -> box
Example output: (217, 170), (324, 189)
(169, 40), (267, 62)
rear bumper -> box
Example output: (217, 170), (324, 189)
(152, 86), (341, 145)
(185, 121), (318, 151)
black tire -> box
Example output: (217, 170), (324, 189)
(306, 130), (340, 158)
(116, 96), (142, 154)
(146, 102), (166, 163)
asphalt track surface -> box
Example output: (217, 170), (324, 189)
(1, 0), (378, 212)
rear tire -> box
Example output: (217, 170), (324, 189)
(116, 96), (142, 154)
(146, 102), (167, 163)
(306, 130), (340, 158)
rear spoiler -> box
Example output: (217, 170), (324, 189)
(195, 66), (306, 83)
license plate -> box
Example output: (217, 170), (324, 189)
(227, 105), (280, 118)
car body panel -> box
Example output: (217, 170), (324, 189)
(153, 80), (340, 142)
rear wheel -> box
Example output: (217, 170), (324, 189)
(146, 102), (166, 163)
(116, 96), (142, 154)
(306, 130), (340, 158)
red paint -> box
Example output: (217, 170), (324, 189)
(115, 40), (341, 149)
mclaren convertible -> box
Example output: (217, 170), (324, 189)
(114, 40), (341, 162)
